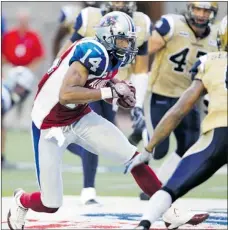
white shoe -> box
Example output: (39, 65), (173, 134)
(162, 205), (209, 229)
(80, 187), (100, 205)
(7, 188), (28, 230)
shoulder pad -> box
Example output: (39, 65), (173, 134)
(78, 7), (102, 36)
(69, 38), (109, 77)
(155, 14), (175, 41)
(134, 11), (152, 35)
(60, 5), (80, 25)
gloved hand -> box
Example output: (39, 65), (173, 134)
(124, 148), (154, 174)
(109, 82), (132, 98)
(131, 107), (146, 132)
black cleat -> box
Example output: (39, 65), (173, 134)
(85, 199), (99, 205)
(128, 132), (142, 146)
(135, 220), (151, 230)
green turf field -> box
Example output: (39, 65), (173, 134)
(2, 129), (227, 199)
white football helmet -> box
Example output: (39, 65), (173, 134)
(3, 66), (35, 92)
(95, 11), (138, 65)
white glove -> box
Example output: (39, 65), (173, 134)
(124, 148), (154, 174)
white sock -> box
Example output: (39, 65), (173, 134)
(142, 190), (172, 224)
(157, 152), (181, 184)
(80, 187), (96, 204)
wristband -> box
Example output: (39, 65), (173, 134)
(100, 87), (113, 99)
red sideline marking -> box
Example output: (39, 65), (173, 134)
(89, 225), (121, 229)
(27, 223), (71, 229)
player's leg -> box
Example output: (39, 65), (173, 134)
(157, 105), (200, 184)
(163, 127), (227, 200)
(145, 93), (171, 160)
(66, 101), (106, 204)
(67, 142), (99, 204)
(101, 100), (116, 124)
(7, 123), (67, 229)
(139, 128), (228, 229)
(175, 105), (200, 157)
(79, 101), (103, 204)
(73, 111), (162, 197)
(139, 93), (171, 199)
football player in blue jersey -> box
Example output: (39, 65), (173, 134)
(55, 1), (153, 205)
(7, 12), (165, 230)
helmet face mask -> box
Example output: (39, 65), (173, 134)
(186, 2), (218, 28)
(95, 11), (138, 65)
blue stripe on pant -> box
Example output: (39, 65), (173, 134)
(32, 122), (41, 187)
(162, 127), (228, 201)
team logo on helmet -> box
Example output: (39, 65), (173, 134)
(100, 15), (118, 27)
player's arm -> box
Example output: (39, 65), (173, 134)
(146, 80), (205, 152)
(148, 15), (174, 54)
(129, 17), (152, 131)
(56, 10), (85, 58)
(59, 40), (132, 105)
(59, 61), (101, 104)
(131, 16), (153, 108)
(59, 62), (131, 105)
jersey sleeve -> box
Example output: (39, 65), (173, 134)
(155, 14), (174, 42)
(59, 9), (66, 24)
(70, 11), (84, 42)
(190, 54), (208, 81)
(137, 41), (148, 56)
(69, 39), (109, 77)
(144, 13), (153, 39)
(73, 7), (89, 37)
(59, 6), (75, 26)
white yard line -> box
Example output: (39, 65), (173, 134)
(2, 196), (227, 229)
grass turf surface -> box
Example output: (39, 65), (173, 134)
(2, 130), (227, 199)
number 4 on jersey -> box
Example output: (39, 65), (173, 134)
(169, 48), (189, 72)
(169, 48), (207, 73)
